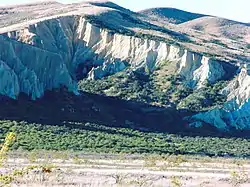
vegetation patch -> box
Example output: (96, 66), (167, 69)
(79, 64), (227, 112)
(178, 81), (227, 111)
(0, 121), (250, 157)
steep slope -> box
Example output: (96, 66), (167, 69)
(0, 34), (76, 99)
(139, 8), (206, 24)
(0, 1), (250, 132)
(189, 66), (250, 130)
(0, 15), (236, 97)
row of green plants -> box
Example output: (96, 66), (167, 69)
(0, 120), (250, 157)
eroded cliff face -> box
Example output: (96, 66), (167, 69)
(1, 15), (247, 130)
(0, 34), (76, 99)
(190, 66), (250, 130)
(0, 59), (19, 98)
(2, 16), (231, 86)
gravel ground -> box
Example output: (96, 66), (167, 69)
(2, 155), (250, 187)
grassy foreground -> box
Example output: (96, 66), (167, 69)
(1, 120), (250, 157)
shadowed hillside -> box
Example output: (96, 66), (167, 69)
(0, 88), (189, 133)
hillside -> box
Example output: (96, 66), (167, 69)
(139, 7), (206, 24)
(0, 0), (250, 154)
(179, 16), (250, 43)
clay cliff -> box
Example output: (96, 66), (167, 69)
(0, 1), (250, 131)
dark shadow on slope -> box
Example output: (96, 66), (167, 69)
(0, 88), (249, 138)
(0, 88), (184, 132)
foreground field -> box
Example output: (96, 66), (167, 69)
(2, 153), (250, 187)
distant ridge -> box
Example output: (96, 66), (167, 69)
(179, 16), (250, 41)
(139, 7), (206, 24)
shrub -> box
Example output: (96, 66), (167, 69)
(178, 81), (227, 111)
